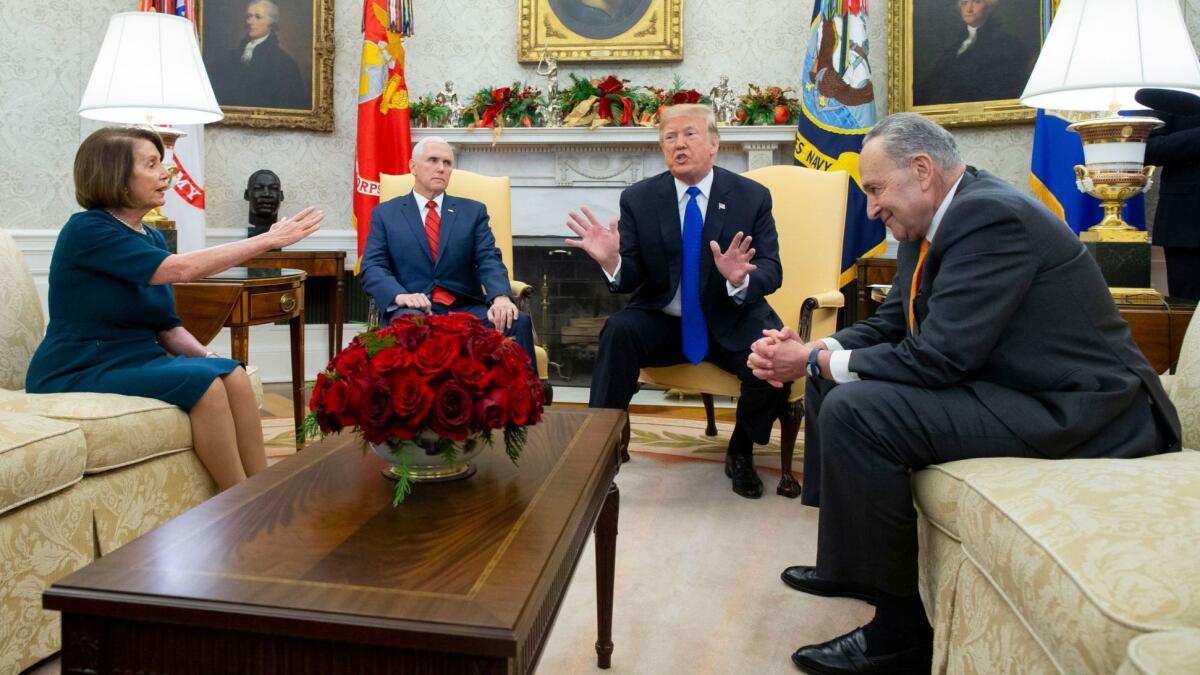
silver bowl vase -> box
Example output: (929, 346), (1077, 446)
(373, 432), (485, 483)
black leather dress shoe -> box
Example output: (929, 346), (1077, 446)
(725, 453), (763, 499)
(781, 566), (876, 604)
(791, 627), (932, 674)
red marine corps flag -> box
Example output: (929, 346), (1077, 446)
(353, 0), (413, 271)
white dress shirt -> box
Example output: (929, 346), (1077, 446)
(956, 26), (979, 56)
(241, 35), (269, 63)
(604, 169), (750, 317)
(413, 189), (444, 223)
(827, 173), (965, 383)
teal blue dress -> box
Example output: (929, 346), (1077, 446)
(25, 210), (240, 411)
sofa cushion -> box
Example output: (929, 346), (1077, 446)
(0, 390), (191, 474)
(958, 452), (1200, 674)
(0, 412), (86, 515)
(1117, 629), (1200, 675)
(912, 457), (1032, 541)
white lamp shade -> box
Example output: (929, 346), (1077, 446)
(1020, 0), (1200, 111)
(80, 12), (222, 125)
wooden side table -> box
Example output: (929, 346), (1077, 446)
(244, 250), (347, 362)
(173, 268), (307, 442)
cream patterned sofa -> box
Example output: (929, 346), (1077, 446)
(0, 228), (260, 674)
(915, 313), (1200, 673)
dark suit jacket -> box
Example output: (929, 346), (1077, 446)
(612, 166), (783, 351)
(832, 169), (1180, 458)
(915, 21), (1032, 106)
(206, 32), (308, 110)
(360, 192), (513, 315)
(1146, 111), (1200, 248)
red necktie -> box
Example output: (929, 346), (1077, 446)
(908, 238), (931, 334)
(424, 200), (456, 306)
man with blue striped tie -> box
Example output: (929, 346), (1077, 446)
(565, 104), (789, 499)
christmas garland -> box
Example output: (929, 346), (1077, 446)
(735, 85), (800, 126)
(462, 82), (547, 129)
(412, 77), (797, 128)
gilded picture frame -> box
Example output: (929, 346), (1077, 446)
(197, 0), (335, 131)
(518, 0), (682, 63)
(888, 0), (1054, 127)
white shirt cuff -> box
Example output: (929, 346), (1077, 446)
(726, 273), (750, 301)
(824, 337), (844, 351)
(603, 256), (622, 283)
(829, 349), (860, 384)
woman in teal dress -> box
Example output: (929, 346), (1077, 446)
(26, 127), (324, 490)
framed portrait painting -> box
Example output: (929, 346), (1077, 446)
(518, 0), (682, 63)
(888, 0), (1055, 127)
(197, 0), (334, 131)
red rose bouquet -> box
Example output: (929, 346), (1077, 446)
(303, 314), (545, 505)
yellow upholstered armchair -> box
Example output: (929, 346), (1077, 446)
(376, 170), (552, 403)
(638, 165), (849, 497)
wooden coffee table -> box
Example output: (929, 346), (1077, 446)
(44, 408), (625, 674)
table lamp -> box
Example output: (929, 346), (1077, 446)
(78, 12), (223, 249)
(1020, 0), (1200, 243)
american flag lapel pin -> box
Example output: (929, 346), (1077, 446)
(718, 203), (726, 210)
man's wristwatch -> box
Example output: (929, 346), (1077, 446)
(807, 347), (824, 379)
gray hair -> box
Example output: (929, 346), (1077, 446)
(864, 113), (962, 171)
(248, 0), (280, 26)
(412, 136), (454, 162)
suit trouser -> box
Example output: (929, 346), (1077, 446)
(390, 303), (537, 370)
(1164, 246), (1200, 300)
(800, 377), (1165, 596)
(588, 307), (788, 449)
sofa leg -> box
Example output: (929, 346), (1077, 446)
(541, 380), (554, 406)
(701, 393), (718, 436)
(777, 398), (803, 498)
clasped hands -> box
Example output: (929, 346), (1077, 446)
(564, 207), (758, 287)
(391, 293), (519, 331)
(749, 327), (830, 388)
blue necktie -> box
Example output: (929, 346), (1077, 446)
(681, 186), (708, 364)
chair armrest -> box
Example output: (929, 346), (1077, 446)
(798, 289), (846, 342)
(510, 279), (534, 313)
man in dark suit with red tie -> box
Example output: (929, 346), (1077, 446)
(565, 104), (790, 498)
(360, 136), (536, 365)
(749, 113), (1180, 673)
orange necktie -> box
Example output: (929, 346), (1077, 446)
(908, 238), (931, 334)
(424, 200), (456, 306)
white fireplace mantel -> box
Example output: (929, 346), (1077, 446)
(411, 126), (798, 237)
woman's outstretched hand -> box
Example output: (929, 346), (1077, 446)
(268, 206), (325, 248)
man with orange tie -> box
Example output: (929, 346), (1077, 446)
(360, 136), (535, 365)
(748, 113), (1180, 674)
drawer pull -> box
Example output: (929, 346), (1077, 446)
(280, 294), (297, 313)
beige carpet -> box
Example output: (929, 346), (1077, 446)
(535, 452), (871, 674)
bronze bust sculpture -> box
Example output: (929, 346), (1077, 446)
(245, 169), (284, 239)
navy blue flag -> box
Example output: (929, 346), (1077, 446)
(794, 0), (882, 287)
